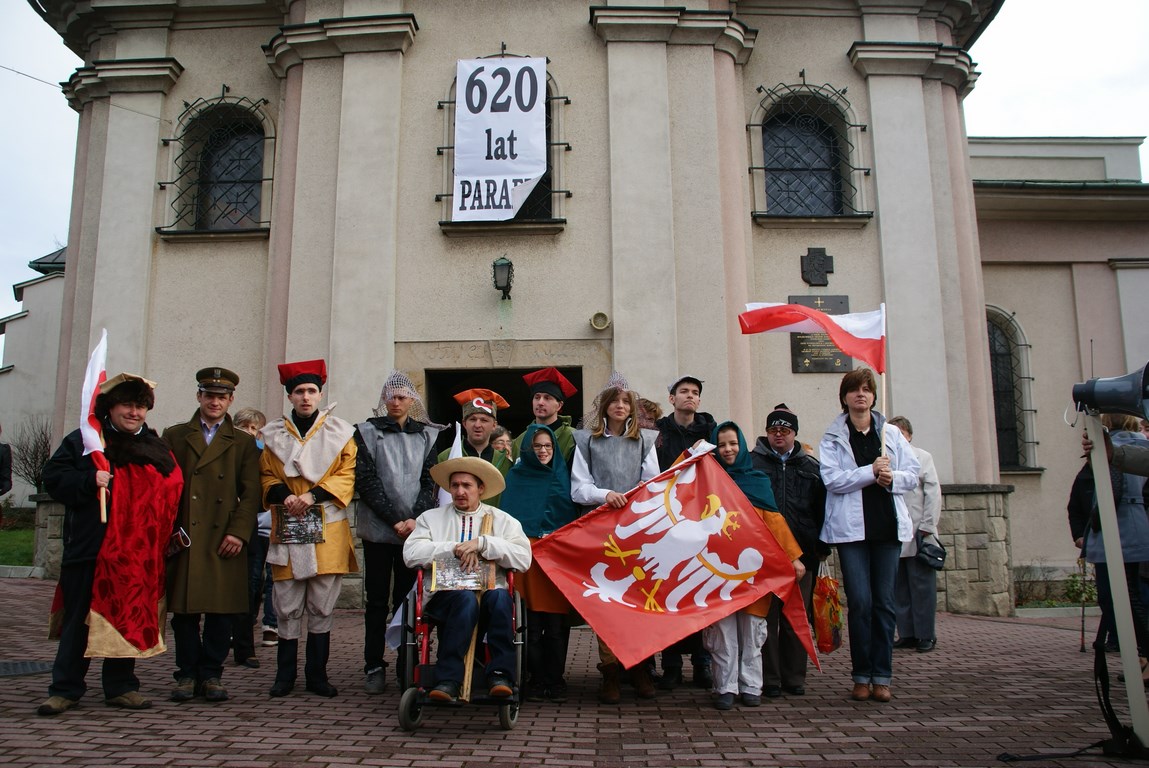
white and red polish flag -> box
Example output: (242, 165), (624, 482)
(80, 329), (111, 481)
(739, 302), (887, 374)
(532, 446), (818, 670)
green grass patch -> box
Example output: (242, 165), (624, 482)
(0, 529), (35, 566)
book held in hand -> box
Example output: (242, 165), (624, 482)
(271, 504), (325, 545)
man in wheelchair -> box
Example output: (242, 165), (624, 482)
(403, 457), (532, 702)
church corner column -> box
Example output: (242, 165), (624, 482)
(590, 6), (679, 399)
(58, 57), (183, 427)
(326, 14), (418, 419)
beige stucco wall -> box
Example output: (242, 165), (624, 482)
(979, 223), (1133, 575)
(0, 275), (64, 505)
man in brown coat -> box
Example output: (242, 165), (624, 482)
(163, 367), (261, 703)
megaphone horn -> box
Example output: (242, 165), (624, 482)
(1072, 363), (1149, 419)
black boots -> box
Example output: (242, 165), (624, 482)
(269, 638), (297, 697)
(304, 632), (337, 698)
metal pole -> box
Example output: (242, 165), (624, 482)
(1085, 412), (1149, 743)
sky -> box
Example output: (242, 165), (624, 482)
(0, 0), (1147, 330)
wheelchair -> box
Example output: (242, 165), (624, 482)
(397, 569), (526, 731)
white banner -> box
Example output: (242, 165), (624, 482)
(453, 57), (547, 221)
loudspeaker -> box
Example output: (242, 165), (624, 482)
(1072, 363), (1149, 419)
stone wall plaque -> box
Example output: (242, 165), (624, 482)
(789, 294), (850, 373)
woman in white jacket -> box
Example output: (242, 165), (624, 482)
(819, 368), (919, 704)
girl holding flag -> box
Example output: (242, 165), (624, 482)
(704, 421), (805, 711)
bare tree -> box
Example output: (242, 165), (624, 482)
(10, 415), (53, 493)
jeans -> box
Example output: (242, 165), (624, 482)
(836, 540), (901, 686)
(424, 589), (515, 686)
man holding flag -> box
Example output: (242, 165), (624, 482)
(38, 370), (183, 715)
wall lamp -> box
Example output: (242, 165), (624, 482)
(492, 256), (514, 300)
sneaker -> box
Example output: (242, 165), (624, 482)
(364, 667), (387, 695)
(37, 696), (78, 716)
(170, 677), (196, 702)
(105, 691), (152, 710)
(261, 627), (278, 646)
(714, 692), (735, 711)
(202, 678), (229, 702)
(741, 692), (761, 707)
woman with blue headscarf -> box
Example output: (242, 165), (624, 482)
(703, 421), (805, 711)
(500, 423), (580, 702)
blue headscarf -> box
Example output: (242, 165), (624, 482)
(499, 424), (579, 538)
(711, 421), (778, 512)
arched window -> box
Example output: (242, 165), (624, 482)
(987, 306), (1037, 469)
(763, 111), (842, 216)
(194, 112), (264, 230)
(437, 58), (570, 235)
(748, 83), (871, 225)
(158, 95), (274, 234)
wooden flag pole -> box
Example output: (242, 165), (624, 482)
(99, 487), (107, 524)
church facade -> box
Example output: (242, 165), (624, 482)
(22, 0), (1149, 611)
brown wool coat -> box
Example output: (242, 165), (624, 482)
(163, 413), (261, 614)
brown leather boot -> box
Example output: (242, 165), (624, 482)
(598, 662), (622, 704)
(630, 663), (656, 699)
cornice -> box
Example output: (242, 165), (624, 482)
(589, 6), (756, 64)
(849, 41), (976, 93)
(63, 58), (184, 110)
(264, 14), (418, 77)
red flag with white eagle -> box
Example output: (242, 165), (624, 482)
(80, 329), (111, 521)
(739, 302), (886, 374)
(532, 446), (818, 670)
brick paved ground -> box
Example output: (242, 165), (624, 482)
(0, 577), (1139, 767)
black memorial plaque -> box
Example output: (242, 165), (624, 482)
(789, 295), (851, 373)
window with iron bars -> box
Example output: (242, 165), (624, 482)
(749, 82), (871, 223)
(437, 55), (571, 235)
(158, 95), (273, 234)
(987, 307), (1038, 470)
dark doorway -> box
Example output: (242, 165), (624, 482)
(425, 367), (585, 454)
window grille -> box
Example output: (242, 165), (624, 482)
(158, 94), (273, 233)
(987, 307), (1038, 470)
(749, 82), (871, 219)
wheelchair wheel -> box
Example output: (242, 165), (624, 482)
(398, 687), (423, 731)
(498, 700), (519, 731)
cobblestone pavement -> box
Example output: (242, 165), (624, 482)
(0, 577), (1138, 767)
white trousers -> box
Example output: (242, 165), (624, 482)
(273, 574), (342, 639)
(703, 612), (768, 695)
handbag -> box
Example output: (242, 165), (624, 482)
(915, 531), (946, 571)
(812, 561), (843, 654)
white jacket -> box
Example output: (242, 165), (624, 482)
(403, 502), (533, 595)
(818, 412), (920, 545)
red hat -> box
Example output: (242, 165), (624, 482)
(523, 367), (577, 401)
(278, 359), (327, 393)
(453, 388), (509, 419)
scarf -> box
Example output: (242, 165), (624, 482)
(499, 424), (578, 537)
(711, 421), (778, 512)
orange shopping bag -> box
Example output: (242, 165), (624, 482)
(813, 561), (843, 654)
